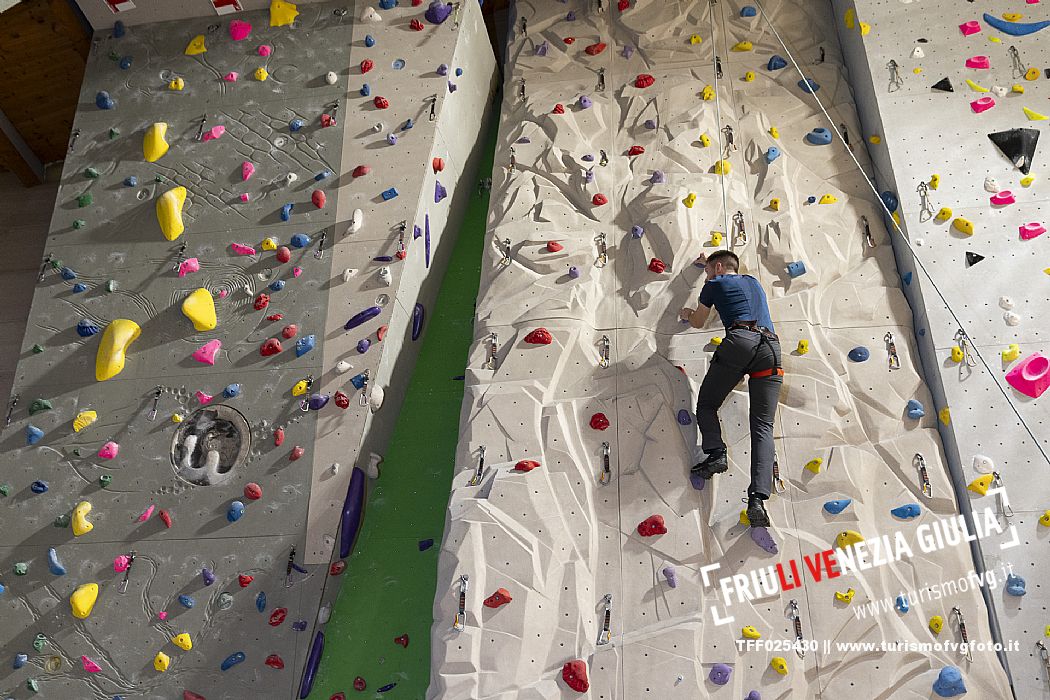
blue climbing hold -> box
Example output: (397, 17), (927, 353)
(377, 683), (397, 693)
(418, 538), (434, 551)
(402, 118), (414, 130)
(295, 335), (316, 357)
(178, 594), (195, 609)
(982, 13), (1050, 37)
(798, 78), (820, 93)
(123, 176), (137, 187)
(289, 118), (304, 132)
(96, 91), (115, 110)
(315, 170), (331, 181)
(891, 503), (921, 519)
(256, 591), (267, 612)
(26, 424), (44, 445)
(880, 190), (899, 212)
(379, 0), (396, 8)
(847, 346), (869, 362)
(823, 499), (852, 515)
(787, 261), (807, 278)
(1006, 573), (1027, 596)
(902, 271), (913, 285)
(933, 666), (966, 697)
(373, 256), (394, 263)
(350, 372), (368, 390)
(31, 480), (48, 494)
(360, 83), (371, 97)
(269, 280), (285, 292)
(290, 233), (310, 248)
(806, 196), (817, 204)
(357, 338), (371, 354)
(455, 67), (463, 76)
(280, 203), (293, 221)
(47, 547), (66, 575)
(767, 55), (787, 71)
(677, 409), (692, 426)
(741, 5), (757, 16)
(765, 146), (781, 164)
(0, 583), (5, 595)
(113, 20), (125, 37)
(895, 594), (909, 613)
(381, 187), (399, 201)
(392, 58), (405, 70)
(119, 56), (132, 70)
(14, 653), (28, 669)
(223, 383), (241, 399)
(364, 34), (375, 48)
(220, 652), (246, 671)
(805, 127), (832, 145)
(60, 267), (77, 281)
(227, 500), (245, 522)
(631, 225), (644, 238)
(906, 399), (925, 419)
(72, 283), (88, 293)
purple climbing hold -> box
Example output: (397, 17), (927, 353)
(709, 663), (732, 685)
(435, 181), (447, 203)
(584, 169), (595, 184)
(437, 63), (449, 76)
(689, 472), (706, 490)
(746, 692), (761, 700)
(345, 306), (381, 330)
(516, 137), (531, 144)
(644, 119), (657, 129)
(419, 539), (434, 551)
(622, 44), (635, 59)
(425, 1), (452, 24)
(412, 303), (425, 341)
(568, 266), (580, 279)
(579, 95), (593, 109)
(581, 154), (594, 162)
(308, 393), (329, 411)
(202, 568), (216, 586)
(677, 409), (691, 425)
(662, 565), (678, 588)
(535, 41), (548, 56)
(425, 213), (431, 268)
(356, 338), (371, 354)
(413, 225), (421, 240)
(566, 10), (576, 20)
(750, 527), (778, 554)
(447, 81), (457, 93)
(291, 619), (308, 632)
(374, 256), (394, 262)
(650, 170), (666, 184)
(387, 133), (398, 145)
(631, 225), (644, 238)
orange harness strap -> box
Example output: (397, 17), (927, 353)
(748, 367), (785, 379)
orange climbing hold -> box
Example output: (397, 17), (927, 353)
(432, 157), (445, 173)
(484, 588), (513, 608)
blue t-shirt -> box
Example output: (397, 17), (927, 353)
(698, 274), (774, 331)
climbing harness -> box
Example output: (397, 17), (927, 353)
(483, 332), (498, 370)
(597, 594), (613, 645)
(788, 599), (805, 659)
(731, 211), (746, 246)
(992, 472), (1014, 519)
(729, 322), (784, 379)
(594, 232), (608, 268)
(1009, 46), (1027, 79)
(861, 216), (875, 248)
(453, 574), (468, 630)
(596, 67), (606, 93)
(953, 328), (977, 368)
(118, 551), (136, 594)
(599, 441), (611, 485)
(951, 607), (973, 662)
(468, 445), (485, 486)
(914, 453), (933, 498)
(147, 386), (162, 422)
(917, 181), (935, 222)
(887, 60), (904, 92)
(598, 335), (611, 368)
(884, 332), (901, 370)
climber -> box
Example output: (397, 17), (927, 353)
(679, 250), (783, 527)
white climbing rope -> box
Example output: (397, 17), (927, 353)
(751, 0), (1050, 469)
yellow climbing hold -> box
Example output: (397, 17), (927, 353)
(968, 473), (994, 496)
(771, 657), (789, 675)
(153, 651), (170, 672)
(711, 337), (722, 346)
(796, 340), (810, 355)
(143, 123), (170, 163)
(1024, 107), (1048, 121)
(1040, 510), (1050, 527)
(804, 457), (822, 473)
(913, 68), (922, 75)
(254, 67), (269, 81)
(714, 160), (731, 176)
(689, 34), (702, 45)
(742, 625), (762, 639)
(952, 217), (974, 235)
(929, 615), (944, 635)
(172, 413), (184, 423)
(859, 22), (871, 36)
(869, 135), (881, 144)
(950, 346), (964, 363)
(769, 126), (779, 139)
(72, 501), (93, 536)
(739, 508), (750, 526)
(1003, 12), (1023, 21)
(835, 588), (855, 604)
(156, 186), (187, 241)
(966, 79), (989, 93)
(711, 232), (724, 246)
(683, 193), (697, 208)
(1021, 175), (1036, 187)
(70, 583), (99, 619)
(1012, 84), (1025, 94)
(168, 77), (185, 91)
(1002, 344), (1021, 362)
(699, 133), (711, 147)
(182, 289), (217, 332)
(269, 0), (299, 27)
(844, 8), (855, 29)
(184, 35), (206, 55)
(818, 194), (837, 204)
(934, 207), (952, 222)
(702, 85), (715, 101)
(731, 40), (753, 52)
(990, 36), (1001, 43)
(769, 198), (780, 211)
(836, 530), (864, 548)
(929, 174), (940, 190)
(1026, 67), (1040, 81)
(261, 237), (278, 250)
(892, 211), (901, 226)
(172, 633), (193, 651)
(939, 407), (950, 425)
(744, 71), (755, 82)
(292, 379), (311, 397)
(96, 319), (141, 382)
(73, 410), (97, 433)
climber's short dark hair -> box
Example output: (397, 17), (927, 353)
(707, 249), (739, 272)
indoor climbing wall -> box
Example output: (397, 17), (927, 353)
(832, 0), (1050, 696)
(0, 1), (494, 698)
(429, 0), (1012, 697)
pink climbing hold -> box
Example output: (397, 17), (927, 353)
(637, 514), (667, 536)
(113, 555), (130, 572)
(192, 339), (222, 365)
(202, 125), (225, 141)
(312, 190), (326, 209)
(239, 193), (250, 203)
(258, 44), (273, 56)
(1006, 352), (1050, 398)
(230, 242), (257, 256)
(990, 191), (1015, 206)
(242, 162), (255, 180)
(970, 96), (995, 113)
(1020, 222), (1046, 239)
(178, 257), (200, 277)
(158, 611), (168, 620)
(229, 19), (251, 41)
(195, 390), (213, 405)
(98, 441), (119, 460)
(965, 56), (990, 69)
(292, 266), (302, 277)
(960, 20), (981, 36)
(224, 71), (239, 82)
(138, 504), (155, 522)
(81, 656), (102, 673)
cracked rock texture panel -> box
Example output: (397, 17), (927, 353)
(429, 1), (1012, 698)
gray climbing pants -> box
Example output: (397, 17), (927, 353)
(696, 327), (783, 499)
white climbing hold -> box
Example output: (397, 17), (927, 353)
(984, 177), (1000, 193)
(378, 266), (392, 287)
(366, 452), (383, 478)
(972, 454), (995, 473)
(349, 208), (363, 233)
(999, 296), (1015, 310)
(369, 385), (385, 413)
(1004, 311), (1021, 326)
(325, 71), (338, 85)
(911, 47), (924, 58)
(362, 6), (381, 22)
(330, 462), (340, 475)
(336, 360), (353, 373)
(991, 85), (1008, 97)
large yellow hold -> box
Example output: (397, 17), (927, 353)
(771, 656), (789, 675)
(836, 530), (864, 548)
(143, 123), (170, 162)
(157, 186), (187, 241)
(270, 0), (299, 27)
(72, 501), (93, 536)
(73, 410), (97, 432)
(731, 40), (753, 51)
(182, 289), (217, 332)
(741, 625), (761, 639)
(714, 160), (731, 175)
(701, 85), (715, 101)
(952, 217), (974, 235)
(96, 319), (141, 381)
(967, 473), (994, 496)
(172, 633), (193, 651)
(184, 35), (206, 55)
(683, 193), (697, 208)
(154, 651), (170, 672)
(70, 583), (99, 619)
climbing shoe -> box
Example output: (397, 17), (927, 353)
(691, 449), (728, 479)
(745, 495), (771, 528)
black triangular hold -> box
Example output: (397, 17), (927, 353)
(988, 128), (1040, 174)
(966, 251), (985, 266)
(932, 77), (953, 92)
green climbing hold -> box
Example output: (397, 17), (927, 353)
(155, 174), (165, 183)
(26, 678), (39, 693)
(0, 484), (9, 496)
(14, 562), (28, 575)
(33, 634), (47, 651)
(105, 280), (117, 292)
(77, 193), (92, 208)
(31, 344), (45, 354)
(84, 167), (99, 179)
(54, 513), (70, 528)
(109, 128), (120, 139)
(99, 474), (112, 487)
(28, 399), (53, 415)
(73, 219), (87, 230)
(72, 448), (82, 457)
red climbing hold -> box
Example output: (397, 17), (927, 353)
(244, 483), (262, 500)
(159, 509), (172, 528)
(618, 0), (629, 9)
(274, 427), (285, 446)
(267, 313), (284, 322)
(590, 413), (610, 431)
(290, 446), (305, 461)
(352, 165), (371, 178)
(592, 193), (608, 206)
(410, 18), (424, 31)
(332, 694), (347, 700)
(330, 561), (346, 576)
(634, 74), (655, 88)
(552, 103), (564, 114)
(265, 654), (284, 670)
(321, 113), (335, 128)
(360, 59), (374, 74)
(546, 240), (564, 252)
(524, 328), (553, 345)
(269, 608), (287, 626)
(377, 325), (388, 341)
(395, 249), (407, 260)
(312, 190), (326, 209)
(334, 391), (350, 409)
(628, 145), (645, 156)
(260, 338), (282, 356)
(514, 460), (540, 472)
(184, 692), (207, 700)
(562, 660), (590, 693)
(432, 157), (445, 173)
(276, 247), (291, 263)
(374, 96), (389, 109)
(564, 37), (576, 44)
(394, 634), (409, 648)
(637, 514), (667, 536)
(254, 293), (271, 310)
(648, 257), (667, 273)
(585, 42), (607, 56)
(483, 588), (513, 608)
(353, 677), (367, 691)
(281, 324), (298, 339)
(238, 574), (254, 588)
